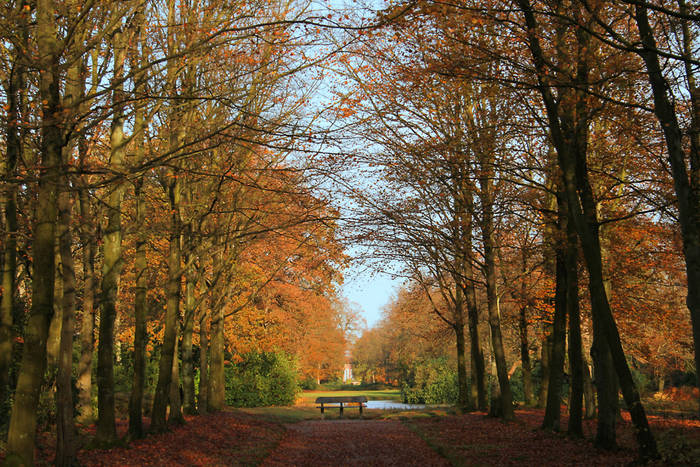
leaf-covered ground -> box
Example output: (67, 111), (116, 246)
(7, 406), (700, 465)
(261, 419), (450, 466)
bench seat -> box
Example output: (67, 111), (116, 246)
(315, 396), (368, 418)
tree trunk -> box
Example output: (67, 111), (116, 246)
(5, 1), (62, 462)
(464, 238), (486, 411)
(518, 1), (658, 458)
(0, 28), (23, 414)
(168, 337), (184, 425)
(151, 174), (183, 431)
(582, 354), (596, 419)
(182, 263), (197, 414)
(208, 300), (225, 412)
(518, 246), (534, 407)
(566, 216), (583, 437)
(198, 308), (209, 414)
(76, 171), (96, 423)
(543, 215), (567, 430)
(128, 174), (147, 439)
(96, 19), (127, 444)
(454, 304), (472, 411)
(635, 2), (700, 416)
(56, 186), (76, 467)
(128, 3), (148, 438)
(480, 162), (515, 420)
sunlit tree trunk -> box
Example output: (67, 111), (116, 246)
(169, 336), (185, 424)
(182, 259), (197, 414)
(96, 17), (127, 444)
(198, 306), (209, 414)
(76, 50), (98, 425)
(56, 185), (76, 467)
(479, 153), (514, 420)
(0, 9), (25, 414)
(5, 1), (62, 462)
(208, 297), (225, 411)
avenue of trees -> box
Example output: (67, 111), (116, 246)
(0, 1), (360, 465)
(338, 0), (697, 462)
(0, 0), (698, 465)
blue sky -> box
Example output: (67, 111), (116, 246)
(342, 269), (401, 328)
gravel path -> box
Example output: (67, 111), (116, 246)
(261, 419), (451, 466)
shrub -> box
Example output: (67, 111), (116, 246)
(225, 351), (299, 407)
(299, 376), (318, 390)
(401, 357), (458, 404)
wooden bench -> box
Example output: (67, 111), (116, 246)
(315, 396), (368, 418)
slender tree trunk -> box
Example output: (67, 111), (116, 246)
(128, 174), (147, 439)
(518, 1), (658, 458)
(168, 337), (184, 424)
(566, 217), (583, 437)
(182, 258), (197, 414)
(480, 159), (514, 420)
(96, 19), (127, 444)
(151, 175), (183, 431)
(466, 295), (486, 411)
(198, 308), (209, 414)
(56, 186), (76, 467)
(127, 3), (148, 439)
(582, 353), (596, 419)
(635, 3), (700, 415)
(76, 169), (96, 423)
(543, 213), (567, 430)
(5, 1), (62, 462)
(208, 300), (225, 412)
(518, 303), (534, 406)
(454, 298), (472, 411)
(0, 34), (24, 415)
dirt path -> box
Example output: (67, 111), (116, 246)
(261, 419), (450, 466)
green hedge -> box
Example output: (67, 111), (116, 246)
(401, 357), (458, 404)
(225, 351), (299, 407)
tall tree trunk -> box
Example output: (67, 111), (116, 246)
(0, 62), (21, 421)
(56, 186), (76, 467)
(518, 1), (658, 458)
(198, 308), (209, 414)
(182, 263), (197, 414)
(208, 300), (225, 412)
(96, 19), (127, 444)
(635, 2), (700, 415)
(168, 336), (184, 424)
(127, 2), (148, 439)
(128, 176), (147, 439)
(463, 192), (486, 411)
(582, 354), (596, 419)
(454, 294), (472, 411)
(5, 1), (62, 462)
(480, 158), (514, 420)
(518, 303), (534, 406)
(76, 166), (96, 423)
(566, 217), (583, 437)
(151, 176), (183, 431)
(543, 211), (567, 430)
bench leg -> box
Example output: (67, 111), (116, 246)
(339, 403), (343, 418)
(321, 403), (325, 420)
(360, 404), (363, 418)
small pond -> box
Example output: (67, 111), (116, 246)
(366, 400), (427, 410)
